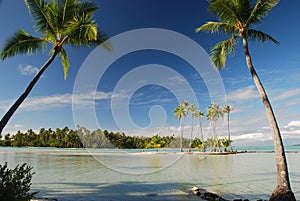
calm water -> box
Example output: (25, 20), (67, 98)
(0, 147), (299, 201)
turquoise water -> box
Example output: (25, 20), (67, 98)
(0, 147), (299, 201)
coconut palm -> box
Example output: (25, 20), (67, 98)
(195, 0), (295, 200)
(206, 103), (223, 152)
(223, 105), (234, 151)
(205, 137), (214, 152)
(221, 138), (231, 152)
(194, 109), (204, 151)
(174, 100), (188, 152)
(187, 103), (197, 152)
(0, 0), (111, 134)
(146, 134), (166, 149)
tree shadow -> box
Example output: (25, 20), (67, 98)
(33, 181), (202, 201)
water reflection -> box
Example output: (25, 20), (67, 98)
(0, 147), (299, 201)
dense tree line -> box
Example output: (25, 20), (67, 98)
(0, 127), (175, 149)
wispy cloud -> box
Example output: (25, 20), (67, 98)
(0, 91), (114, 112)
(272, 88), (300, 101)
(226, 85), (259, 102)
(18, 64), (40, 77)
(231, 132), (271, 142)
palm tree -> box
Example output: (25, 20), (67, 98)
(194, 109), (204, 151)
(205, 137), (214, 152)
(223, 105), (234, 151)
(174, 100), (188, 152)
(206, 103), (223, 152)
(146, 134), (166, 149)
(187, 103), (197, 152)
(0, 0), (111, 134)
(196, 0), (295, 200)
(221, 138), (231, 152)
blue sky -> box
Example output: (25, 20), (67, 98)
(0, 0), (300, 146)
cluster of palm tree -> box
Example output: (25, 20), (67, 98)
(174, 100), (233, 153)
(0, 0), (295, 199)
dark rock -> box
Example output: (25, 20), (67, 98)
(204, 192), (220, 201)
(193, 191), (201, 196)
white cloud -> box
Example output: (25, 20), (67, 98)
(0, 91), (114, 112)
(231, 132), (270, 142)
(283, 120), (300, 128)
(14, 124), (24, 128)
(18, 64), (40, 76)
(273, 88), (300, 101)
(226, 86), (259, 102)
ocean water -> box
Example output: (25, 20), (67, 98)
(0, 146), (299, 201)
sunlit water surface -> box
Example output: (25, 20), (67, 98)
(0, 147), (299, 201)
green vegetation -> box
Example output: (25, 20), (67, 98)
(0, 162), (37, 201)
(0, 127), (174, 149)
(196, 0), (294, 200)
(0, 0), (111, 135)
(174, 101), (233, 153)
(174, 100), (188, 152)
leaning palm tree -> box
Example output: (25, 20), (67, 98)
(174, 100), (188, 152)
(196, 0), (295, 200)
(223, 105), (234, 152)
(187, 103), (197, 152)
(0, 0), (111, 134)
(206, 103), (223, 152)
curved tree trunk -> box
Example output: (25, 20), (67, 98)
(242, 34), (295, 201)
(0, 52), (58, 134)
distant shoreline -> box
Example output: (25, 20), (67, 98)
(1, 146), (299, 155)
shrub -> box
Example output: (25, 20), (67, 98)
(0, 162), (37, 201)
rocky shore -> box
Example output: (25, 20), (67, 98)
(192, 186), (267, 201)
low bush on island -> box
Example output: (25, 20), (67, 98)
(0, 162), (37, 201)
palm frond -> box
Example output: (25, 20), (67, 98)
(90, 31), (113, 52)
(1, 29), (46, 60)
(45, 0), (58, 35)
(210, 36), (238, 69)
(62, 13), (98, 46)
(208, 0), (241, 25)
(58, 0), (76, 32)
(195, 21), (237, 35)
(77, 1), (98, 16)
(24, 0), (56, 36)
(248, 29), (279, 45)
(58, 48), (70, 80)
(247, 0), (279, 25)
(233, 0), (252, 24)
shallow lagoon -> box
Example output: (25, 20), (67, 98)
(0, 147), (299, 201)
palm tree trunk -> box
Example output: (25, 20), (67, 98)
(0, 52), (58, 134)
(227, 113), (233, 152)
(180, 118), (184, 152)
(242, 34), (295, 201)
(199, 120), (204, 152)
(189, 117), (194, 152)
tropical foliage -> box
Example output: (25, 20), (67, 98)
(0, 162), (37, 201)
(174, 100), (189, 152)
(0, 127), (174, 149)
(223, 105), (234, 151)
(0, 0), (111, 134)
(207, 103), (223, 152)
(173, 101), (234, 152)
(196, 0), (294, 199)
